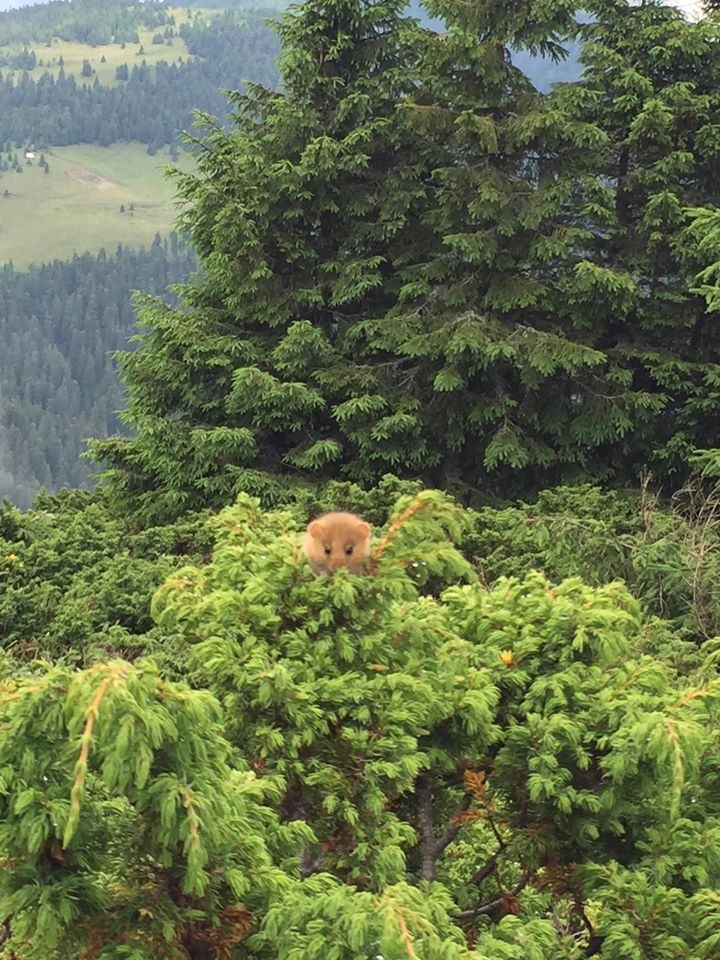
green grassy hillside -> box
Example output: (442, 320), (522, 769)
(22, 33), (193, 85)
(0, 7), (206, 84)
(0, 143), (189, 267)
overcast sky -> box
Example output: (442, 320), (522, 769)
(673, 0), (704, 18)
(0, 0), (707, 17)
(0, 0), (709, 13)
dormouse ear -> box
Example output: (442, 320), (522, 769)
(308, 519), (325, 539)
(355, 520), (371, 539)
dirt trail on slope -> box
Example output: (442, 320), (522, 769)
(66, 168), (115, 190)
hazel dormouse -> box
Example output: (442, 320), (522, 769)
(302, 511), (371, 575)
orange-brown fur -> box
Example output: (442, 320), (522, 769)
(302, 512), (372, 575)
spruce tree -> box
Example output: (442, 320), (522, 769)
(0, 658), (301, 960)
(96, 0), (590, 516)
(96, 0), (431, 519)
(93, 0), (720, 520)
(551, 1), (720, 480)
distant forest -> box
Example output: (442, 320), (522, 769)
(0, 0), (171, 46)
(0, 239), (197, 506)
(0, 12), (281, 149)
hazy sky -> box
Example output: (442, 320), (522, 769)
(0, 0), (47, 8)
(0, 0), (707, 23)
(0, 0), (709, 12)
(673, 0), (704, 18)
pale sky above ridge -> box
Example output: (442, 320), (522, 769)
(0, 0), (710, 18)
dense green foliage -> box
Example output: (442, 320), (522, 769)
(1, 475), (715, 686)
(0, 237), (196, 506)
(0, 486), (213, 665)
(0, 10), (280, 149)
(2, 485), (720, 959)
(93, 0), (720, 522)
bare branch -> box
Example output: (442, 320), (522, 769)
(432, 792), (473, 862)
(283, 792), (324, 878)
(470, 852), (499, 887)
(299, 846), (324, 878)
(416, 772), (435, 882)
(487, 817), (505, 849)
(416, 774), (476, 882)
(455, 874), (531, 921)
(468, 819), (506, 886)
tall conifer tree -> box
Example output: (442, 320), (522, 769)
(95, 1), (720, 519)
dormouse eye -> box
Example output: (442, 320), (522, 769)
(324, 545), (332, 556)
(345, 545), (354, 556)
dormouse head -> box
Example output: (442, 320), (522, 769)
(305, 511), (372, 574)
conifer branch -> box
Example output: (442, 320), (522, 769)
(64, 669), (124, 849)
(0, 683), (42, 703)
(455, 874), (531, 921)
(671, 688), (714, 710)
(368, 493), (433, 574)
(664, 718), (684, 818)
(181, 785), (201, 858)
(394, 907), (417, 959)
(417, 773), (474, 881)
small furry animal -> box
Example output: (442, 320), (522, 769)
(303, 511), (372, 575)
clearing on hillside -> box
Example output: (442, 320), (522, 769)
(66, 168), (113, 188)
(0, 7), (206, 85)
(0, 143), (191, 267)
